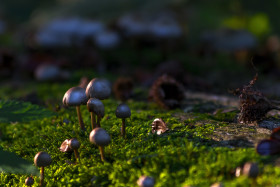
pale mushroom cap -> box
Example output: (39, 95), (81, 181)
(63, 87), (87, 106)
(87, 98), (105, 117)
(243, 162), (259, 178)
(86, 78), (111, 100)
(69, 138), (80, 150)
(137, 176), (155, 187)
(116, 104), (131, 119)
(34, 152), (52, 167)
(89, 128), (111, 146)
(35, 64), (60, 81)
(59, 139), (72, 153)
(94, 31), (120, 49)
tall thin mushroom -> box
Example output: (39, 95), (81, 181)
(115, 103), (131, 138)
(69, 138), (81, 163)
(89, 128), (111, 161)
(87, 98), (105, 129)
(34, 152), (52, 187)
(63, 87), (87, 130)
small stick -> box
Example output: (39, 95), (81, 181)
(76, 106), (85, 130)
(40, 167), (44, 187)
(90, 112), (96, 129)
(99, 146), (105, 162)
(74, 149), (80, 162)
(121, 118), (126, 138)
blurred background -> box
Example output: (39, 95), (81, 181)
(1, 0), (280, 106)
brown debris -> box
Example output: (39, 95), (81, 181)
(151, 118), (169, 135)
(149, 74), (184, 109)
(59, 139), (73, 153)
(113, 77), (134, 101)
(235, 73), (279, 124)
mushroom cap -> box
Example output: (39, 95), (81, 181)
(35, 64), (60, 81)
(62, 87), (87, 106)
(86, 78), (111, 100)
(87, 98), (105, 117)
(69, 138), (80, 150)
(137, 176), (155, 187)
(242, 162), (259, 178)
(25, 176), (34, 186)
(89, 128), (111, 146)
(201, 28), (256, 52)
(34, 152), (52, 167)
(94, 31), (120, 49)
(59, 139), (72, 153)
(256, 139), (280, 155)
(115, 103), (131, 119)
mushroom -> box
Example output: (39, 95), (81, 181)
(200, 28), (256, 63)
(94, 31), (120, 49)
(87, 98), (105, 129)
(25, 176), (34, 187)
(59, 139), (72, 153)
(115, 104), (131, 138)
(256, 139), (280, 155)
(137, 176), (155, 187)
(63, 87), (87, 130)
(34, 152), (52, 187)
(69, 138), (81, 162)
(86, 78), (111, 100)
(89, 128), (111, 161)
(151, 118), (169, 135)
(242, 162), (259, 178)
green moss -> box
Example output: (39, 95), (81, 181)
(0, 92), (277, 186)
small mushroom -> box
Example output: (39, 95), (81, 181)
(151, 118), (168, 135)
(69, 138), (81, 162)
(34, 152), (52, 187)
(235, 166), (242, 177)
(59, 139), (72, 153)
(115, 104), (131, 138)
(243, 162), (259, 178)
(25, 176), (34, 187)
(89, 128), (111, 161)
(63, 87), (87, 130)
(87, 98), (105, 129)
(86, 78), (111, 100)
(94, 31), (120, 49)
(137, 176), (155, 187)
(256, 139), (280, 155)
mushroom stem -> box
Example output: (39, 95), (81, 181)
(76, 106), (85, 130)
(74, 149), (80, 162)
(40, 167), (44, 187)
(99, 146), (105, 161)
(97, 116), (101, 127)
(90, 112), (96, 129)
(121, 118), (126, 138)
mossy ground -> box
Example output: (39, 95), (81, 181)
(0, 77), (280, 187)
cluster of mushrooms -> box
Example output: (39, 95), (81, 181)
(60, 78), (131, 163)
(27, 78), (154, 187)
